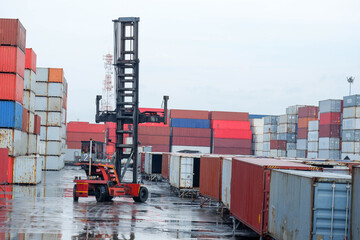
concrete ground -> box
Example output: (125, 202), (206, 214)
(0, 166), (257, 239)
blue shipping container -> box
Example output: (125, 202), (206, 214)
(249, 114), (269, 119)
(352, 166), (360, 239)
(171, 118), (210, 129)
(268, 170), (351, 240)
(0, 101), (23, 130)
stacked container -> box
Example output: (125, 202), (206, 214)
(171, 109), (210, 153)
(250, 118), (264, 156)
(34, 67), (68, 170)
(263, 116), (278, 157)
(307, 120), (320, 159)
(65, 122), (106, 162)
(342, 95), (360, 160)
(211, 111), (251, 155)
(296, 106), (319, 158)
(318, 99), (342, 160)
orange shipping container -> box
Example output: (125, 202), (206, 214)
(199, 155), (223, 202)
(25, 48), (37, 73)
(0, 73), (24, 103)
(0, 46), (25, 78)
(48, 68), (64, 83)
(161, 153), (171, 179)
(298, 117), (318, 129)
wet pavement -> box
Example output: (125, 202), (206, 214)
(0, 166), (257, 239)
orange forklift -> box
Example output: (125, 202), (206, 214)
(73, 17), (169, 203)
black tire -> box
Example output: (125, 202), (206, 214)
(95, 185), (107, 202)
(73, 185), (79, 202)
(133, 186), (148, 203)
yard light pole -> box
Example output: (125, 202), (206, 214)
(347, 76), (355, 96)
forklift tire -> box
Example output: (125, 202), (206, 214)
(95, 185), (107, 202)
(133, 186), (148, 203)
(73, 185), (79, 202)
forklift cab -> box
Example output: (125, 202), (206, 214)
(79, 141), (110, 164)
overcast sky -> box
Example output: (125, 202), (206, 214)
(3, 0), (360, 122)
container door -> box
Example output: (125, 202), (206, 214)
(151, 154), (162, 174)
(144, 153), (150, 174)
(192, 157), (200, 188)
(262, 169), (271, 234)
(180, 157), (193, 188)
(170, 155), (180, 188)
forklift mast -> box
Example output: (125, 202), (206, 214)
(95, 17), (168, 184)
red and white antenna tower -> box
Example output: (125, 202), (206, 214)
(101, 53), (114, 111)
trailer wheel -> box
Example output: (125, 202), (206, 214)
(133, 186), (148, 203)
(73, 185), (79, 202)
(95, 185), (107, 202)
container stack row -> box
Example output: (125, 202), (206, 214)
(0, 19), (43, 184)
(211, 111), (252, 155)
(34, 68), (67, 170)
(250, 118), (264, 156)
(318, 99), (342, 159)
(307, 120), (319, 158)
(263, 116), (278, 157)
(296, 106), (318, 158)
(170, 109), (209, 153)
(342, 95), (360, 160)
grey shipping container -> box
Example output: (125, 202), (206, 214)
(319, 99), (342, 113)
(352, 166), (360, 239)
(264, 116), (278, 125)
(344, 95), (360, 108)
(269, 170), (351, 240)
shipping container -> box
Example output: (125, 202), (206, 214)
(319, 124), (341, 137)
(222, 157), (232, 209)
(13, 156), (43, 184)
(25, 48), (36, 73)
(199, 155), (223, 202)
(319, 99), (342, 113)
(298, 106), (319, 118)
(0, 101), (23, 129)
(67, 121), (106, 133)
(24, 69), (36, 92)
(343, 106), (360, 119)
(27, 133), (38, 155)
(270, 140), (286, 150)
(171, 145), (210, 153)
(308, 120), (319, 131)
(210, 111), (248, 121)
(172, 136), (210, 147)
(298, 117), (317, 128)
(43, 155), (63, 170)
(0, 73), (23, 103)
(169, 153), (201, 189)
(0, 19), (26, 52)
(249, 114), (268, 119)
(48, 68), (63, 83)
(344, 95), (360, 108)
(36, 68), (48, 82)
(212, 129), (252, 139)
(144, 152), (163, 176)
(161, 153), (171, 179)
(286, 105), (304, 115)
(213, 147), (251, 155)
(171, 118), (210, 129)
(64, 148), (80, 162)
(319, 137), (340, 150)
(66, 141), (82, 149)
(138, 135), (170, 145)
(170, 109), (209, 119)
(0, 148), (13, 183)
(172, 127), (211, 138)
(211, 120), (250, 130)
(319, 112), (341, 125)
(230, 157), (319, 236)
(279, 114), (297, 124)
(264, 116), (278, 125)
(23, 90), (35, 113)
(318, 150), (341, 159)
(0, 46), (25, 78)
(141, 144), (169, 153)
(351, 166), (360, 239)
(297, 127), (308, 139)
(34, 114), (41, 135)
(213, 138), (251, 148)
(277, 123), (296, 133)
(66, 132), (105, 142)
(268, 170), (351, 240)
(263, 125), (278, 133)
(138, 126), (170, 136)
(22, 108), (28, 132)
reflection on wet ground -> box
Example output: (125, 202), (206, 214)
(0, 166), (256, 239)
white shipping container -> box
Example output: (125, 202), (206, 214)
(254, 142), (263, 151)
(40, 126), (46, 140)
(250, 119), (264, 127)
(0, 129), (27, 156)
(307, 131), (319, 141)
(263, 151), (270, 157)
(27, 133), (38, 155)
(296, 150), (306, 158)
(61, 124), (66, 140)
(253, 134), (264, 143)
(254, 150), (263, 156)
(355, 142), (360, 153)
(318, 150), (341, 160)
(24, 69), (36, 92)
(308, 120), (319, 131)
(65, 149), (80, 162)
(342, 119), (356, 130)
(279, 114), (297, 124)
(34, 82), (48, 96)
(270, 149), (286, 157)
(286, 105), (304, 115)
(263, 142), (270, 151)
(43, 155), (62, 170)
(13, 156), (43, 184)
(171, 145), (210, 154)
(169, 153), (201, 189)
(144, 152), (163, 175)
(36, 111), (47, 125)
(46, 126), (61, 141)
(61, 139), (66, 154)
(308, 141), (319, 152)
(44, 140), (61, 155)
(341, 153), (360, 161)
(296, 139), (308, 150)
(342, 142), (355, 153)
(48, 83), (63, 97)
(287, 149), (297, 158)
(38, 140), (45, 155)
(62, 108), (66, 123)
(319, 137), (340, 150)
(28, 112), (35, 134)
(23, 90), (36, 113)
(278, 123), (296, 133)
(319, 99), (342, 113)
(263, 133), (277, 142)
(251, 126), (264, 135)
(36, 68), (49, 82)
(47, 97), (62, 112)
(343, 107), (356, 119)
(221, 157), (232, 209)
(286, 143), (296, 150)
(35, 96), (47, 111)
(263, 125), (277, 133)
(47, 112), (62, 126)
(307, 152), (318, 159)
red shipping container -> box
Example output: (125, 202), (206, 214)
(0, 73), (23, 103)
(213, 147), (251, 155)
(139, 144), (170, 152)
(67, 122), (106, 133)
(34, 114), (41, 135)
(0, 19), (26, 53)
(213, 129), (252, 139)
(22, 108), (28, 133)
(319, 112), (341, 125)
(213, 138), (251, 148)
(298, 117), (318, 128)
(106, 122), (116, 129)
(161, 153), (171, 179)
(297, 127), (308, 139)
(138, 135), (170, 145)
(270, 140), (287, 150)
(319, 124), (341, 138)
(210, 111), (249, 121)
(230, 158), (320, 236)
(139, 126), (171, 136)
(170, 109), (209, 120)
(172, 136), (211, 147)
(140, 152), (145, 173)
(199, 156), (222, 202)
(211, 120), (250, 130)
(172, 127), (211, 138)
(66, 141), (82, 149)
(67, 132), (105, 142)
(298, 106), (319, 118)
(25, 48), (36, 73)
(0, 149), (13, 184)
(0, 46), (25, 78)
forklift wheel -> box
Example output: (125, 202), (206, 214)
(73, 185), (79, 202)
(133, 186), (148, 203)
(95, 185), (107, 202)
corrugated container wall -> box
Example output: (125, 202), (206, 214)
(221, 157), (232, 209)
(0, 18), (26, 52)
(352, 166), (360, 239)
(199, 156), (222, 202)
